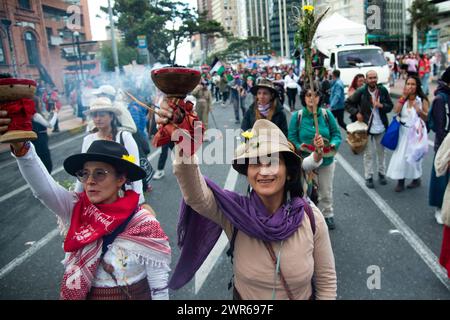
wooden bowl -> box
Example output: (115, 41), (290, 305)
(151, 67), (201, 98)
(0, 78), (36, 101)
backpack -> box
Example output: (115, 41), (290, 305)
(297, 108), (330, 128)
(119, 131), (154, 192)
(427, 93), (450, 134)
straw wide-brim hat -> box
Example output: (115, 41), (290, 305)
(92, 84), (117, 97)
(250, 78), (278, 96)
(84, 97), (122, 116)
(64, 140), (145, 182)
(232, 119), (301, 175)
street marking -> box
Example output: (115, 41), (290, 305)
(0, 147), (164, 278)
(0, 166), (64, 203)
(194, 168), (239, 294)
(336, 154), (450, 291)
(0, 148), (160, 204)
(0, 229), (60, 280)
(0, 134), (84, 170)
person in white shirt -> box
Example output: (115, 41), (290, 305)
(345, 70), (394, 188)
(284, 68), (299, 111)
(5, 132), (171, 299)
(76, 97), (146, 205)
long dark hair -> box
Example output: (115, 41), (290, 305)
(283, 151), (304, 199)
(91, 112), (122, 139)
(405, 75), (429, 104)
(349, 73), (365, 91)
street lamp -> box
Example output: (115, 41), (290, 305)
(73, 31), (84, 81)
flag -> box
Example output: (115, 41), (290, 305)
(210, 57), (225, 76)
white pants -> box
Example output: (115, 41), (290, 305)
(317, 161), (336, 218)
(363, 133), (386, 180)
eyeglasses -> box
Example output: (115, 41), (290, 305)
(90, 111), (110, 118)
(75, 168), (112, 183)
(305, 93), (319, 98)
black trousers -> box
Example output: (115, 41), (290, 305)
(286, 88), (297, 110)
(32, 132), (52, 173)
(157, 141), (175, 170)
(331, 109), (347, 130)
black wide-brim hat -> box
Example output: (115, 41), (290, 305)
(64, 140), (146, 182)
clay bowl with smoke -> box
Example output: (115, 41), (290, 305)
(151, 66), (201, 98)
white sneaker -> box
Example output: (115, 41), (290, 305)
(435, 209), (443, 225)
(153, 170), (165, 180)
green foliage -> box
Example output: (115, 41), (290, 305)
(211, 36), (271, 62)
(408, 0), (439, 47)
(104, 0), (228, 65)
(294, 4), (329, 82)
(100, 41), (138, 72)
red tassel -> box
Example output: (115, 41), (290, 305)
(0, 98), (36, 131)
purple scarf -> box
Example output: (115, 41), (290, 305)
(258, 103), (271, 117)
(168, 176), (309, 290)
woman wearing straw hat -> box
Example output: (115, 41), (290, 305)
(2, 133), (171, 299)
(75, 97), (146, 204)
(288, 82), (342, 230)
(241, 78), (288, 136)
(156, 100), (336, 300)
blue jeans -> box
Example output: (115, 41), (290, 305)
(421, 73), (430, 96)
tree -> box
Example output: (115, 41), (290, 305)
(103, 0), (228, 65)
(408, 0), (438, 52)
(212, 37), (271, 62)
(101, 41), (138, 72)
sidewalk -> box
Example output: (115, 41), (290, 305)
(389, 76), (438, 100)
(0, 104), (86, 161)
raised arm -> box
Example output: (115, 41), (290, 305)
(12, 142), (75, 227)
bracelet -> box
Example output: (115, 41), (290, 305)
(11, 141), (31, 157)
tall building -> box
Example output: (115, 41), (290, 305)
(246, 0), (270, 41)
(269, 0), (298, 57)
(211, 0), (239, 52)
(0, 0), (94, 90)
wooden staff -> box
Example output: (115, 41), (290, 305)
(124, 91), (201, 145)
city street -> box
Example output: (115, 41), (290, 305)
(0, 97), (449, 300)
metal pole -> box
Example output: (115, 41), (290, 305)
(71, 33), (80, 81)
(402, 0), (406, 54)
(278, 0), (284, 57)
(75, 34), (84, 81)
(108, 0), (120, 75)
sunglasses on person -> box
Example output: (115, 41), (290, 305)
(90, 111), (110, 118)
(75, 168), (112, 183)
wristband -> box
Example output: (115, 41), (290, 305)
(11, 141), (31, 157)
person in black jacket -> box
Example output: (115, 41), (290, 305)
(428, 67), (450, 224)
(241, 78), (288, 136)
(345, 70), (394, 189)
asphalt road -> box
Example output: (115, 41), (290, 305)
(0, 98), (449, 300)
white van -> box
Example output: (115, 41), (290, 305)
(323, 44), (390, 94)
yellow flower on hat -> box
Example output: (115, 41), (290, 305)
(241, 131), (254, 140)
(303, 5), (314, 12)
(122, 154), (136, 164)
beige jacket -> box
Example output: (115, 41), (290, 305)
(172, 151), (337, 300)
(435, 133), (450, 226)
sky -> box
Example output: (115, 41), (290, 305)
(88, 0), (197, 66)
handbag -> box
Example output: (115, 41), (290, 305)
(381, 116), (401, 150)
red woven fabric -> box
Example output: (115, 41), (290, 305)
(0, 98), (36, 131)
(439, 225), (450, 278)
(152, 99), (204, 156)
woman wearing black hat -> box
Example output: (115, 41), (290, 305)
(241, 78), (288, 136)
(6, 137), (171, 300)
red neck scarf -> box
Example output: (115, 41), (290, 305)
(64, 190), (139, 252)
